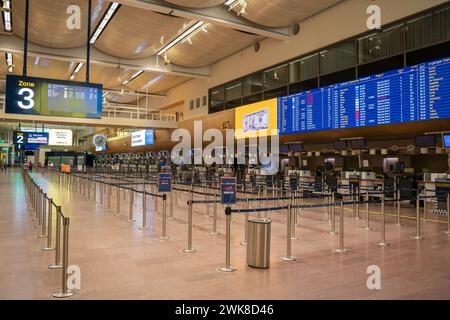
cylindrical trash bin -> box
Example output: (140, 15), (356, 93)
(247, 218), (271, 269)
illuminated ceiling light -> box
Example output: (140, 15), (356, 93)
(1, 0), (12, 32)
(34, 56), (40, 65)
(89, 2), (120, 44)
(163, 53), (170, 64)
(102, 91), (110, 98)
(225, 0), (247, 15)
(120, 88), (124, 96)
(122, 70), (144, 85)
(156, 21), (206, 56)
(5, 52), (13, 72)
(69, 62), (84, 80)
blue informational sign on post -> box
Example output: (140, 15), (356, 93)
(158, 173), (172, 193)
(220, 177), (237, 205)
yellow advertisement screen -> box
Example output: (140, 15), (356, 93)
(235, 98), (278, 139)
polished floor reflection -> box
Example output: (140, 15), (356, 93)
(1, 169), (450, 300)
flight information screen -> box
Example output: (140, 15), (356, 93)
(278, 57), (450, 135)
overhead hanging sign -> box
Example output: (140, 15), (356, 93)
(5, 75), (102, 119)
(13, 131), (48, 145)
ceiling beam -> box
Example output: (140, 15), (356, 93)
(116, 0), (292, 40)
(0, 34), (210, 79)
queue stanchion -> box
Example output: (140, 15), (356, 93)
(362, 191), (372, 230)
(183, 192), (197, 253)
(107, 184), (112, 211)
(128, 188), (136, 222)
(158, 194), (169, 240)
(155, 186), (159, 214)
(356, 189), (360, 220)
(424, 195), (428, 223)
(291, 194), (298, 240)
(99, 183), (104, 207)
(169, 190), (174, 218)
(240, 198), (249, 245)
(52, 217), (74, 298)
(39, 193), (48, 238)
(396, 189), (402, 226)
(49, 206), (63, 269)
(211, 193), (218, 235)
(34, 188), (42, 223)
(445, 194), (450, 235)
(414, 194), (424, 240)
(42, 198), (55, 251)
(378, 194), (390, 246)
(329, 193), (337, 235)
(281, 204), (297, 261)
(115, 186), (120, 216)
(140, 185), (149, 230)
(335, 198), (350, 253)
(218, 206), (236, 272)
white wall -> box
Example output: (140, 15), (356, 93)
(162, 0), (448, 118)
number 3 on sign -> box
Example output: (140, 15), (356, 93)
(17, 87), (35, 110)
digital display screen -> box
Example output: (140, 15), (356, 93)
(49, 129), (73, 146)
(235, 99), (278, 139)
(290, 143), (304, 152)
(13, 131), (48, 145)
(5, 75), (102, 119)
(443, 135), (450, 148)
(95, 145), (106, 152)
(277, 57), (450, 135)
(333, 140), (347, 150)
(280, 144), (290, 153)
(131, 129), (154, 147)
(351, 139), (367, 149)
(415, 135), (436, 148)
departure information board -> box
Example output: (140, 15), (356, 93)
(278, 57), (450, 135)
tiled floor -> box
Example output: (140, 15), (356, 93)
(1, 169), (450, 300)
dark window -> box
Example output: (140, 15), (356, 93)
(225, 80), (243, 101)
(264, 64), (288, 90)
(263, 86), (288, 100)
(243, 93), (263, 105)
(357, 55), (404, 78)
(320, 68), (356, 87)
(202, 95), (207, 106)
(189, 100), (194, 110)
(225, 98), (242, 110)
(288, 79), (319, 95)
(196, 98), (200, 108)
(243, 73), (263, 96)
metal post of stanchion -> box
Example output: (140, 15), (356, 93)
(424, 195), (428, 223)
(281, 205), (297, 261)
(183, 193), (197, 253)
(396, 189), (402, 226)
(140, 185), (149, 230)
(414, 194), (424, 240)
(39, 193), (47, 238)
(99, 183), (104, 207)
(218, 206), (236, 272)
(445, 195), (450, 235)
(52, 217), (74, 298)
(34, 188), (41, 223)
(363, 191), (372, 230)
(356, 189), (360, 220)
(211, 193), (218, 235)
(291, 194), (298, 240)
(49, 206), (63, 269)
(115, 186), (120, 216)
(128, 188), (136, 222)
(155, 187), (159, 214)
(158, 194), (169, 240)
(169, 190), (174, 218)
(330, 193), (337, 235)
(107, 184), (112, 211)
(42, 199), (55, 251)
(335, 198), (350, 253)
(378, 194), (390, 246)
(240, 198), (249, 245)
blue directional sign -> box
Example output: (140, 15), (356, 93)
(158, 173), (172, 193)
(220, 177), (237, 205)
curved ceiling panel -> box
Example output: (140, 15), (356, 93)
(93, 6), (188, 59)
(12, 0), (109, 48)
(6, 55), (74, 80)
(74, 64), (136, 89)
(165, 0), (225, 8)
(167, 25), (260, 67)
(236, 0), (342, 28)
(126, 73), (189, 93)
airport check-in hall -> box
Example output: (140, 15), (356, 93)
(1, 0), (450, 305)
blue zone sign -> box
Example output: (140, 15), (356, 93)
(158, 173), (172, 193)
(221, 177), (237, 205)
